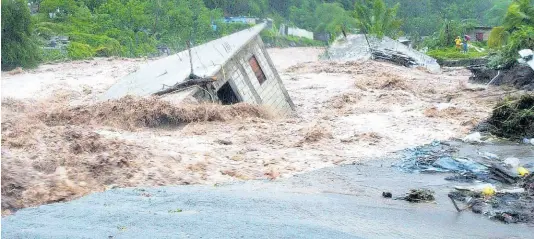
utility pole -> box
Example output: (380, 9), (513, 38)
(187, 0), (197, 77)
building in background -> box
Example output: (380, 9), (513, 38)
(223, 17), (257, 25)
(467, 26), (493, 42)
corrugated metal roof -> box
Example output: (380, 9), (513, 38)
(101, 23), (266, 101)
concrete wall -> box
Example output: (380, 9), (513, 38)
(467, 29), (492, 41)
(210, 36), (294, 115)
(279, 24), (314, 40)
(287, 27), (314, 40)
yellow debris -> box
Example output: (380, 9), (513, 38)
(482, 186), (496, 196)
(518, 167), (529, 177)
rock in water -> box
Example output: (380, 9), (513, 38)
(399, 189), (435, 203)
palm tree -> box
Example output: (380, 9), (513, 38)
(503, 0), (534, 31)
(353, 0), (402, 39)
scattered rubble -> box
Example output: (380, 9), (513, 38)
(487, 94), (534, 139)
(394, 141), (487, 177)
(382, 192), (393, 198)
(449, 188), (534, 224)
(327, 34), (440, 73)
(398, 189), (435, 203)
(395, 139), (533, 223)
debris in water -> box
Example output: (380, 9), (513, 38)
(504, 157), (520, 168)
(395, 141), (487, 176)
(445, 172), (478, 183)
(522, 173), (534, 194)
(487, 95), (534, 139)
(450, 183), (534, 223)
(215, 139), (233, 145)
(518, 167), (529, 177)
(398, 189), (435, 203)
(454, 184), (496, 197)
(489, 164), (520, 184)
(463, 132), (482, 143)
(478, 151), (499, 160)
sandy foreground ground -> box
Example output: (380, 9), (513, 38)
(1, 47), (506, 213)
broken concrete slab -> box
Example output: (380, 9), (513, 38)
(326, 34), (440, 73)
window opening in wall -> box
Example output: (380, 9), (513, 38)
(248, 55), (266, 84)
(217, 82), (240, 105)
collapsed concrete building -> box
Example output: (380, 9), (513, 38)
(327, 34), (441, 73)
(102, 23), (294, 115)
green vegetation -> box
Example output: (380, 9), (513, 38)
(311, 3), (358, 39)
(41, 49), (68, 62)
(421, 20), (478, 49)
(488, 27), (509, 49)
(386, 0), (511, 37)
(261, 30), (324, 48)
(67, 42), (94, 60)
(490, 25), (534, 68)
(420, 0), (533, 66)
(1, 0), (527, 69)
(1, 0), (41, 70)
(503, 0), (534, 32)
(354, 0), (402, 39)
(489, 0), (534, 68)
(168, 208), (183, 213)
(427, 47), (487, 61)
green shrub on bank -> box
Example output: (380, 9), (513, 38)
(41, 48), (68, 62)
(427, 47), (487, 60)
(261, 30), (325, 47)
(490, 25), (534, 69)
(67, 42), (94, 60)
(68, 32), (121, 57)
(488, 26), (509, 49)
(34, 26), (55, 40)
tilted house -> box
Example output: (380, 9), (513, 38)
(102, 23), (294, 115)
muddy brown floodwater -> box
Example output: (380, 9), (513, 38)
(0, 47), (519, 214)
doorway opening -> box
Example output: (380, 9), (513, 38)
(217, 82), (240, 105)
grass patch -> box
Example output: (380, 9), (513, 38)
(261, 30), (325, 48)
(41, 48), (68, 63)
(427, 47), (488, 60)
(67, 42), (94, 60)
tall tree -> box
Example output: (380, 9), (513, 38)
(354, 0), (402, 38)
(1, 0), (41, 70)
(503, 0), (534, 31)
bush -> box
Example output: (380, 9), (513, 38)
(68, 32), (121, 57)
(34, 21), (71, 33)
(34, 26), (55, 40)
(423, 20), (477, 49)
(493, 25), (534, 69)
(216, 22), (250, 37)
(1, 0), (41, 70)
(41, 48), (68, 62)
(260, 30), (325, 48)
(488, 27), (509, 49)
(67, 42), (94, 60)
